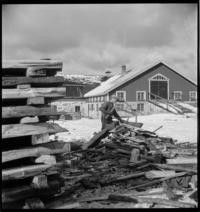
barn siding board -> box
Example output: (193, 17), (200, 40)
(110, 63), (197, 101)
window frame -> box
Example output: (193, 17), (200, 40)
(116, 91), (126, 101)
(137, 103), (144, 112)
(189, 91), (197, 101)
(173, 91), (182, 101)
(136, 91), (146, 101)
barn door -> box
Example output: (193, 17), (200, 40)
(149, 74), (168, 100)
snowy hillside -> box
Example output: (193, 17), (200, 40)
(57, 73), (103, 84)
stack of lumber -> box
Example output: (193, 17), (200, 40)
(2, 59), (70, 209)
(55, 123), (197, 208)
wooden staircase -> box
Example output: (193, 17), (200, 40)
(147, 93), (192, 114)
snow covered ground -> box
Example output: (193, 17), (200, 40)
(53, 112), (197, 144)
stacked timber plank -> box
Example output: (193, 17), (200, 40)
(2, 59), (69, 209)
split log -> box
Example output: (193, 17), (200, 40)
(32, 175), (49, 189)
(2, 142), (71, 163)
(27, 96), (45, 105)
(153, 163), (197, 174)
(129, 148), (140, 163)
(2, 87), (66, 99)
(2, 105), (59, 118)
(2, 163), (62, 181)
(82, 127), (110, 150)
(2, 123), (67, 139)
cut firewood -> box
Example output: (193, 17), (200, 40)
(129, 148), (140, 163)
(32, 175), (49, 189)
(2, 105), (59, 118)
(2, 87), (66, 99)
(108, 172), (145, 183)
(108, 194), (138, 203)
(20, 116), (39, 124)
(2, 76), (64, 87)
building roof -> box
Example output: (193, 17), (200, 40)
(2, 59), (63, 70)
(84, 61), (197, 98)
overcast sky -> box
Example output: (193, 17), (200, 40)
(2, 4), (197, 82)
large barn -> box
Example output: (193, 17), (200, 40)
(84, 62), (197, 118)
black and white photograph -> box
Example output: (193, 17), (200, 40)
(2, 2), (198, 209)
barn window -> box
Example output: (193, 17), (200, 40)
(116, 91), (126, 101)
(151, 74), (168, 81)
(75, 106), (80, 112)
(136, 91), (146, 101)
(137, 103), (144, 111)
(173, 91), (182, 101)
(189, 91), (197, 101)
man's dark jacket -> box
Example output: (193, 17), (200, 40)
(99, 101), (122, 130)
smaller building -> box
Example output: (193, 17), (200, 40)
(50, 80), (99, 119)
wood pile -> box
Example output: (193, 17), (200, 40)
(2, 59), (70, 209)
(52, 123), (197, 208)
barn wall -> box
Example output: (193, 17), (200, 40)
(110, 64), (197, 101)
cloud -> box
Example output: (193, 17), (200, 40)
(2, 4), (197, 82)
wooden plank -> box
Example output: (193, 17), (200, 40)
(153, 163), (197, 174)
(2, 87), (66, 99)
(26, 68), (46, 77)
(17, 84), (31, 89)
(27, 96), (45, 105)
(128, 172), (188, 190)
(52, 203), (80, 209)
(2, 178), (62, 203)
(2, 163), (62, 181)
(2, 123), (67, 139)
(2, 59), (63, 70)
(2, 106), (58, 118)
(108, 194), (196, 208)
(145, 170), (176, 179)
(82, 127), (111, 150)
(166, 157), (197, 165)
(3, 76), (64, 87)
(2, 142), (70, 163)
(2, 124), (49, 139)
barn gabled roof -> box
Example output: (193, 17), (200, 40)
(84, 61), (197, 98)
